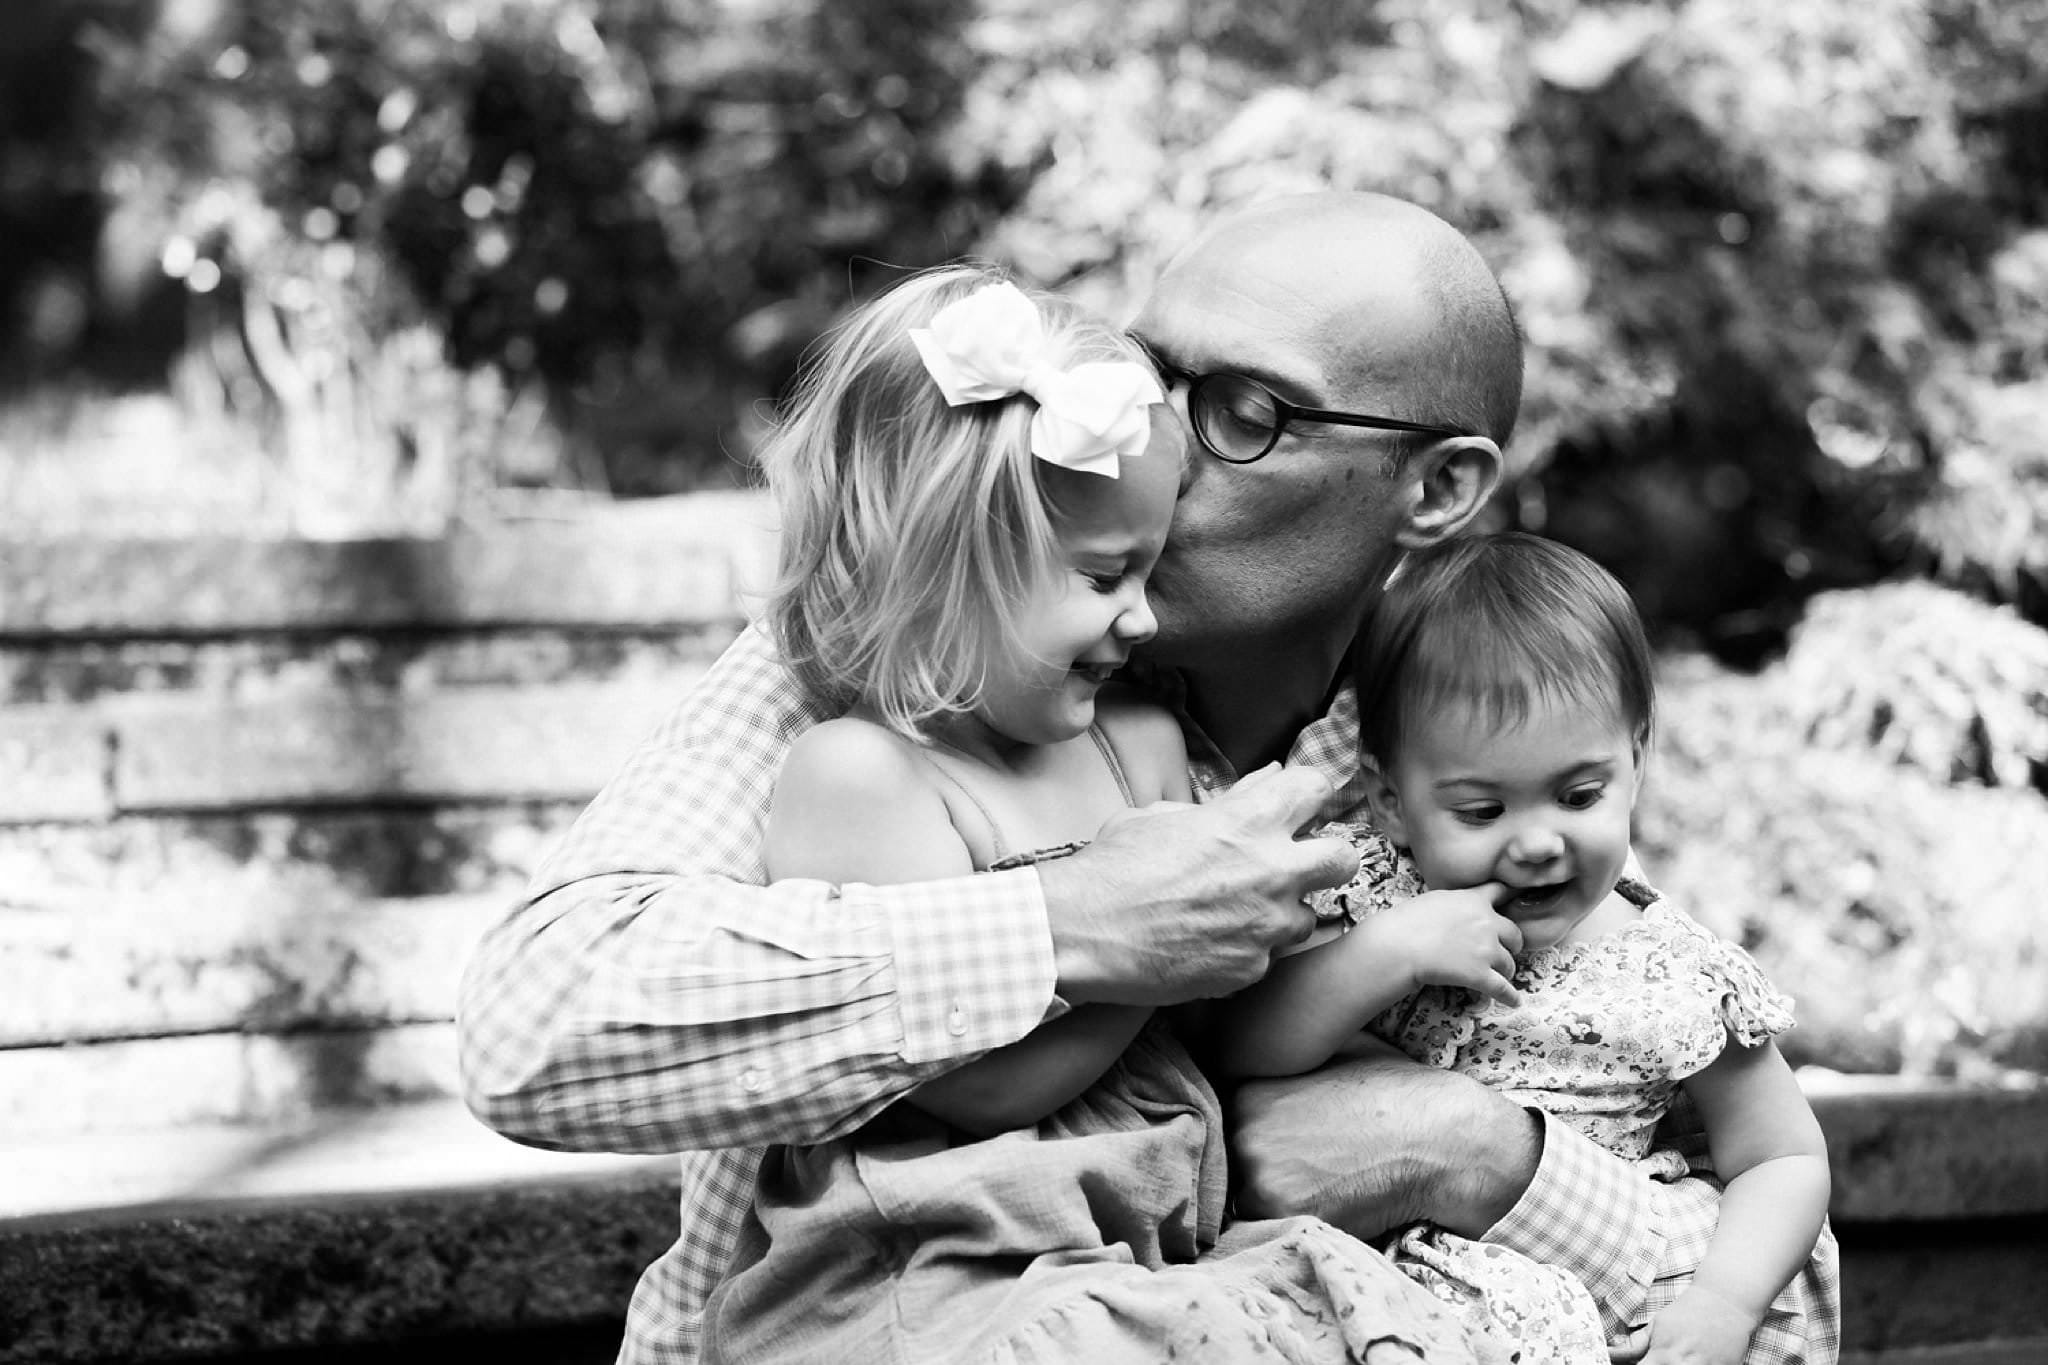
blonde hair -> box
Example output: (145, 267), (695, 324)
(760, 263), (1160, 738)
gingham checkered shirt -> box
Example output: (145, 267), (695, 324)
(457, 622), (1838, 1364)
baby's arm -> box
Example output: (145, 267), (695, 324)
(1210, 881), (1522, 1079)
(1646, 1037), (1831, 1365)
(767, 718), (1148, 1137)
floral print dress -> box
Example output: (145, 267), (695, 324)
(1312, 833), (1798, 1362)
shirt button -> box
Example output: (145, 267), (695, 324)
(738, 1067), (765, 1093)
(946, 1004), (968, 1037)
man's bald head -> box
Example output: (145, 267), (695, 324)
(1131, 190), (1514, 701)
(1167, 191), (1523, 449)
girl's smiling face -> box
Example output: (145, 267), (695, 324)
(970, 411), (1182, 747)
(1371, 694), (1644, 954)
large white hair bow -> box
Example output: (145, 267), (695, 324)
(909, 281), (1164, 478)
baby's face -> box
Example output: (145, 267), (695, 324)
(1383, 696), (1642, 954)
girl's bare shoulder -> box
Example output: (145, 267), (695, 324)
(1093, 685), (1193, 803)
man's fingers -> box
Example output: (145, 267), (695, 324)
(1292, 830), (1362, 894)
(1280, 901), (1319, 946)
(1474, 880), (1515, 908)
(1220, 762), (1334, 830)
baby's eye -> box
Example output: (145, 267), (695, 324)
(1452, 803), (1503, 827)
(1084, 570), (1125, 594)
(1560, 784), (1605, 810)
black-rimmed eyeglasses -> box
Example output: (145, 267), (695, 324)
(1153, 360), (1472, 465)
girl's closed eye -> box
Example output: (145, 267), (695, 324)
(1084, 568), (1128, 593)
(1452, 802), (1504, 826)
(1559, 783), (1606, 810)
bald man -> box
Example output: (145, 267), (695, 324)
(459, 192), (1835, 1362)
(1131, 194), (1836, 1363)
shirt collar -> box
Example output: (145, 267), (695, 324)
(1127, 659), (1377, 821)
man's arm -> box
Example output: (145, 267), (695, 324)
(457, 628), (1064, 1154)
(1230, 1048), (1839, 1352)
(458, 626), (1352, 1155)
(1229, 1038), (1544, 1237)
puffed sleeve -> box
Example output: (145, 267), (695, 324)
(1663, 904), (1797, 1048)
(1304, 820), (1427, 926)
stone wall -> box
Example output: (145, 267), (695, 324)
(0, 493), (775, 1146)
(1, 493), (2043, 1364)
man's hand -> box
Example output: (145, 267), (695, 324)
(1229, 1040), (1544, 1240)
(1037, 763), (1354, 1006)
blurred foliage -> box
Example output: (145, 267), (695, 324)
(5, 0), (2046, 589)
(1643, 637), (2048, 1079)
(3, 0), (2047, 1073)
(3, 0), (1018, 504)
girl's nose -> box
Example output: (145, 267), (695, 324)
(1116, 592), (1158, 645)
(1506, 825), (1564, 865)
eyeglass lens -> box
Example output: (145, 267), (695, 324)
(1191, 374), (1282, 463)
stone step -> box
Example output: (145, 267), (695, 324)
(1, 626), (733, 707)
(0, 677), (694, 821)
(0, 805), (580, 905)
(0, 892), (501, 1047)
(0, 1095), (671, 1219)
(0, 1022), (461, 1139)
(0, 491), (776, 635)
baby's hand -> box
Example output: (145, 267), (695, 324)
(1377, 883), (1522, 1007)
(1640, 1285), (1755, 1365)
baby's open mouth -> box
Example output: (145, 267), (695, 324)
(1507, 882), (1569, 911)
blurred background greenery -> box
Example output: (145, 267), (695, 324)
(1, 0), (2045, 1080)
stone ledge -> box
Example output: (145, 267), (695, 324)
(0, 1167), (680, 1365)
(1, 1082), (2043, 1363)
(1806, 1074), (2048, 1221)
(0, 1100), (676, 1364)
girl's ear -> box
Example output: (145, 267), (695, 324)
(1628, 736), (1648, 812)
(1363, 762), (1409, 845)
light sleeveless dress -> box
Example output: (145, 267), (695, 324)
(702, 727), (1538, 1365)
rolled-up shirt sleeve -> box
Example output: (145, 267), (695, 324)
(456, 624), (1063, 1155)
(1483, 1108), (1661, 1338)
(1483, 1106), (1839, 1362)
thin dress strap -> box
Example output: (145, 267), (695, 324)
(915, 750), (1012, 864)
(953, 722), (1142, 873)
(1085, 721), (1137, 808)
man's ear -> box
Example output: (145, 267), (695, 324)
(1362, 762), (1409, 846)
(1395, 435), (1503, 550)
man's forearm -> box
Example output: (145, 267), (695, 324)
(456, 869), (1059, 1153)
(1228, 1042), (1543, 1239)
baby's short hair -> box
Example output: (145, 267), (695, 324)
(759, 263), (1160, 737)
(1355, 532), (1654, 767)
